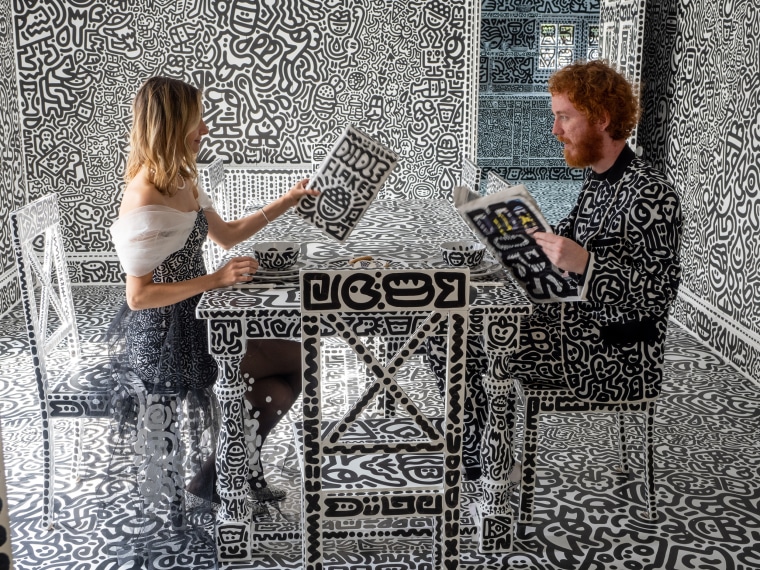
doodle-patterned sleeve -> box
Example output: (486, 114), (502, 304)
(110, 206), (198, 277)
(553, 198), (582, 239)
(584, 184), (682, 310)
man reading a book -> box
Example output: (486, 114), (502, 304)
(428, 59), (683, 482)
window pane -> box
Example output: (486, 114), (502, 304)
(541, 24), (557, 45)
(559, 25), (575, 46)
(558, 48), (574, 67)
(588, 25), (600, 47)
(539, 47), (557, 69)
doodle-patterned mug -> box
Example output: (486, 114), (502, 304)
(440, 240), (485, 267)
(251, 241), (300, 270)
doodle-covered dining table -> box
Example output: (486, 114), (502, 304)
(195, 198), (533, 561)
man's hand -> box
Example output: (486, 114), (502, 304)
(532, 231), (589, 275)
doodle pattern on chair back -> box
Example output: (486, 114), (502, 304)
(11, 194), (185, 530)
(11, 194), (111, 527)
(461, 156), (481, 195)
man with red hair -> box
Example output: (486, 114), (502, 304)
(428, 60), (682, 482)
(517, 59), (683, 398)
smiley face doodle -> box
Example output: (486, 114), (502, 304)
(316, 183), (353, 221)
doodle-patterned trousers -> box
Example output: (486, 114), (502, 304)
(425, 335), (489, 480)
(425, 304), (565, 479)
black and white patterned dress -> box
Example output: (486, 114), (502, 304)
(123, 210), (218, 391)
(108, 209), (219, 506)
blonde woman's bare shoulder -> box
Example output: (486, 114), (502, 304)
(119, 169), (164, 215)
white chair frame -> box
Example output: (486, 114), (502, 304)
(10, 194), (184, 529)
(515, 381), (658, 526)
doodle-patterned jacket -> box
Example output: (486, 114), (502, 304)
(556, 145), (682, 402)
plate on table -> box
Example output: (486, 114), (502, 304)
(252, 259), (306, 278)
(324, 258), (408, 270)
(429, 258), (504, 278)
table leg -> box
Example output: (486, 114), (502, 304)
(214, 355), (253, 561)
(477, 314), (520, 552)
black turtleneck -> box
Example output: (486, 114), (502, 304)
(588, 144), (635, 185)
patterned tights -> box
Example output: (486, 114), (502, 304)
(186, 339), (302, 499)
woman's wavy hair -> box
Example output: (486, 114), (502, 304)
(548, 59), (640, 141)
(124, 77), (202, 195)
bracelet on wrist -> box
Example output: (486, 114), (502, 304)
(260, 207), (271, 224)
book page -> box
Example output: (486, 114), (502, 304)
(457, 175), (581, 302)
(296, 125), (399, 242)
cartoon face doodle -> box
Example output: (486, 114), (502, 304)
(347, 71), (366, 91)
(327, 9), (351, 35)
(316, 183), (353, 221)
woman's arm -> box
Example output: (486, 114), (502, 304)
(125, 256), (259, 310)
(206, 178), (319, 250)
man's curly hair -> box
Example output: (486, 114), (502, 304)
(548, 59), (640, 141)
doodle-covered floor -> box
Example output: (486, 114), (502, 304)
(1, 286), (759, 570)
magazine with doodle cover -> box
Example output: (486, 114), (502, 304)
(295, 125), (399, 242)
(457, 174), (582, 302)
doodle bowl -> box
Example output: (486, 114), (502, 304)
(251, 241), (300, 270)
(440, 240), (486, 268)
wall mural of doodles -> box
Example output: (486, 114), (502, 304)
(599, 0), (646, 151)
(0, 0), (480, 293)
(0, 0), (25, 318)
(635, 0), (760, 380)
(1, 0), (757, 381)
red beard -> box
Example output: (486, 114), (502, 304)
(558, 128), (604, 168)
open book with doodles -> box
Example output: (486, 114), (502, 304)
(296, 125), (399, 242)
(457, 172), (581, 302)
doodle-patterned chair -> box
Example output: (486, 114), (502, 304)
(10, 194), (184, 529)
(197, 157), (226, 270)
(198, 158), (313, 269)
(299, 268), (469, 570)
(453, 157), (481, 206)
(485, 170), (511, 196)
(515, 363), (663, 526)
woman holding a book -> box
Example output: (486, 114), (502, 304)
(109, 76), (319, 512)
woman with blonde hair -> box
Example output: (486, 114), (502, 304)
(109, 76), (317, 511)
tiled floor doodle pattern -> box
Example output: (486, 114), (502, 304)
(0, 286), (758, 569)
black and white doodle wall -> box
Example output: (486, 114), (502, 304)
(637, 0), (760, 380)
(0, 0), (25, 319)
(0, 0), (479, 303)
(477, 0), (599, 183)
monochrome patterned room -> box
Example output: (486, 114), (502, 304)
(0, 0), (758, 569)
